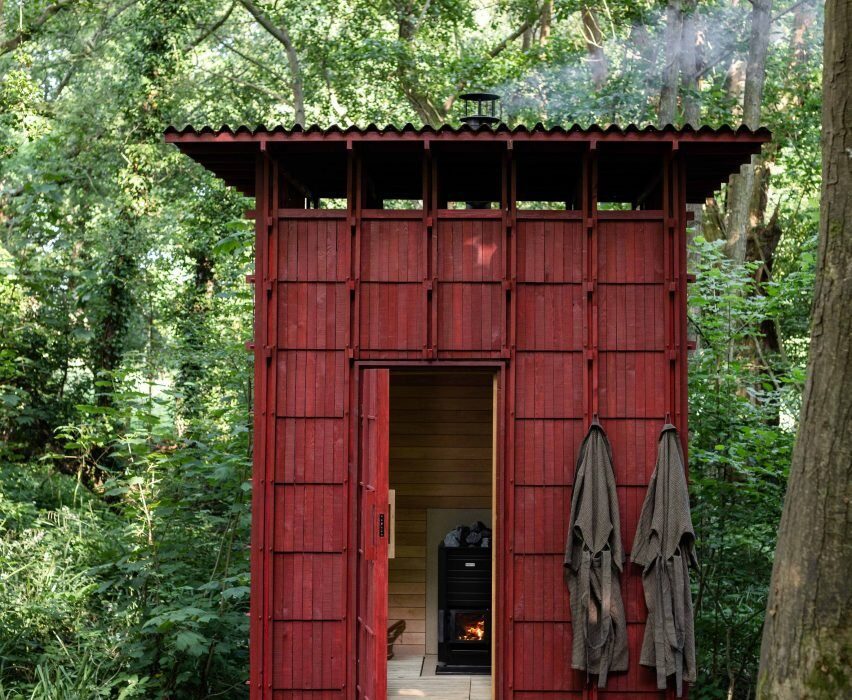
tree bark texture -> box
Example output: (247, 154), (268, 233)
(724, 0), (772, 262)
(680, 0), (700, 125)
(582, 7), (607, 89)
(659, 0), (683, 125)
(758, 0), (852, 696)
(238, 0), (306, 125)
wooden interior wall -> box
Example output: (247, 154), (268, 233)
(388, 371), (493, 656)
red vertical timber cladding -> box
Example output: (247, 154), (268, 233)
(272, 212), (348, 694)
(512, 217), (586, 693)
(596, 213), (671, 695)
(436, 216), (504, 353)
(249, 145), (688, 700)
(359, 218), (427, 350)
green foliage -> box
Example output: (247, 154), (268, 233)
(687, 237), (815, 698)
(0, 0), (822, 697)
(0, 386), (252, 698)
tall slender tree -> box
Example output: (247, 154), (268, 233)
(757, 0), (852, 696)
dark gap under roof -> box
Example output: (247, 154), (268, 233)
(164, 123), (771, 203)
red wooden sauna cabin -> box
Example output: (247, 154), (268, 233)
(165, 110), (769, 700)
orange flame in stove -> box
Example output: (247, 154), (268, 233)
(459, 618), (486, 641)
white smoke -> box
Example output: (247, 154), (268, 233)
(490, 1), (823, 128)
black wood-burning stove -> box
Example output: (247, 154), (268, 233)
(437, 544), (491, 674)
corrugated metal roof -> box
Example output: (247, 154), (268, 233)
(164, 122), (771, 139)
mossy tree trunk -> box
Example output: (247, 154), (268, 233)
(757, 0), (852, 696)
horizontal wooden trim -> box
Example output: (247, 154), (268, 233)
(435, 209), (503, 219)
(277, 208), (347, 218)
(388, 606), (426, 619)
(389, 593), (424, 607)
(396, 496), (492, 509)
(361, 209), (423, 219)
(390, 459), (492, 471)
(390, 472), (492, 485)
(390, 446), (492, 459)
(515, 210), (584, 220)
(389, 569), (424, 582)
(389, 431), (492, 442)
(596, 209), (665, 220)
(391, 384), (494, 397)
(397, 632), (426, 646)
(388, 618), (425, 633)
(392, 484), (493, 497)
(392, 422), (493, 436)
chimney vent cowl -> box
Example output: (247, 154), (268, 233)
(459, 92), (502, 127)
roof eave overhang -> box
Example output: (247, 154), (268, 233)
(164, 124), (771, 201)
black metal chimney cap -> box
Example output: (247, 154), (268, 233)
(459, 92), (502, 127)
(459, 92), (501, 101)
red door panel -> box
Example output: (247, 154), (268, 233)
(356, 369), (390, 700)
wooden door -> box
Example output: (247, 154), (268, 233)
(357, 369), (390, 700)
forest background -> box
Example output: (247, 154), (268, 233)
(0, 1), (825, 698)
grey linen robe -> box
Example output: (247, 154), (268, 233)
(564, 422), (628, 687)
(631, 424), (697, 697)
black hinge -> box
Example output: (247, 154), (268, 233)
(378, 513), (385, 538)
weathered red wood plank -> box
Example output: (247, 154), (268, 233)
(275, 418), (345, 483)
(274, 553), (345, 619)
(358, 283), (425, 350)
(360, 220), (424, 281)
(278, 283), (348, 349)
(515, 353), (584, 418)
(437, 283), (502, 350)
(597, 221), (664, 283)
(516, 285), (584, 351)
(272, 621), (345, 690)
(513, 554), (571, 621)
(278, 219), (349, 282)
(513, 622), (584, 691)
(514, 419), (583, 485)
(274, 485), (346, 552)
(598, 351), (666, 418)
(517, 221), (583, 283)
(276, 351), (346, 417)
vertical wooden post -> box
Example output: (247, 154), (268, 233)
(345, 139), (357, 697)
(425, 140), (436, 359)
(262, 148), (279, 699)
(582, 142), (600, 425)
(248, 148), (267, 700)
(501, 141), (516, 700)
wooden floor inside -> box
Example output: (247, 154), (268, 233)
(388, 655), (492, 699)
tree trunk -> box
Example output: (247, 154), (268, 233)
(238, 0), (306, 124)
(175, 248), (215, 426)
(680, 0), (700, 125)
(757, 1), (852, 697)
(539, 1), (552, 45)
(659, 0), (683, 125)
(724, 0), (772, 262)
(581, 7), (607, 89)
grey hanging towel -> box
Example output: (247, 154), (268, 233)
(564, 421), (628, 687)
(631, 424), (697, 697)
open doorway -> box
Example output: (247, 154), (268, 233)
(386, 369), (496, 699)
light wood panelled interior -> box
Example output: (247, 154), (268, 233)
(388, 371), (494, 657)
